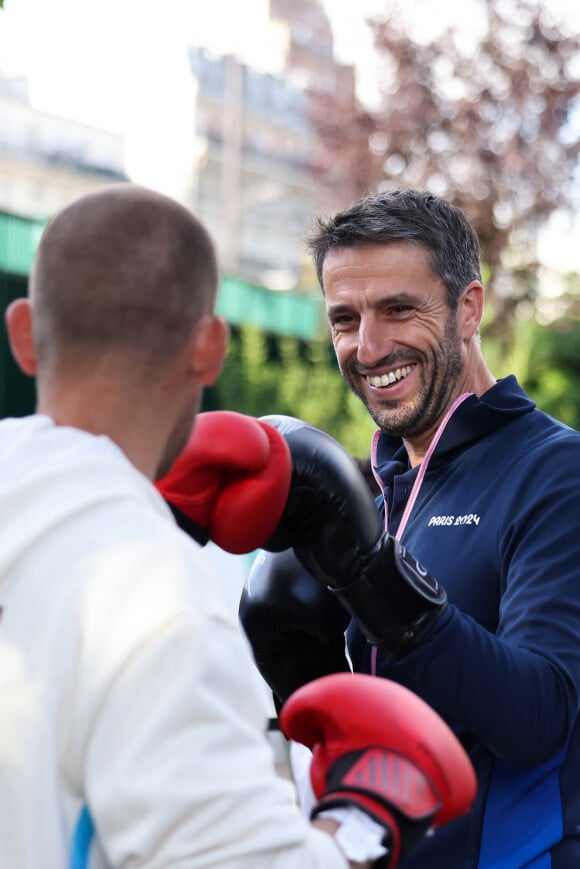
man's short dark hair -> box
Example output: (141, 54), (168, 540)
(306, 188), (482, 309)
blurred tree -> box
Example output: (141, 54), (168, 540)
(308, 0), (580, 346)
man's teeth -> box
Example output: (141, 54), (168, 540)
(366, 365), (413, 387)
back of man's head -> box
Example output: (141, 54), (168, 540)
(30, 183), (219, 385)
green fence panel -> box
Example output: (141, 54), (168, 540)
(0, 272), (36, 418)
(0, 212), (46, 277)
(217, 276), (324, 340)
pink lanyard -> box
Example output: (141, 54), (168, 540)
(370, 392), (472, 675)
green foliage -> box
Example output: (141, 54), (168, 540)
(518, 317), (580, 430)
(203, 325), (377, 458)
(482, 302), (580, 430)
(480, 303), (536, 380)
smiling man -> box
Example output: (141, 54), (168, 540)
(322, 238), (491, 465)
(315, 192), (495, 463)
(287, 188), (580, 868)
(152, 186), (580, 868)
(149, 187), (580, 866)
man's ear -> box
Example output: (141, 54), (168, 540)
(5, 298), (37, 376)
(191, 314), (230, 386)
(458, 281), (484, 340)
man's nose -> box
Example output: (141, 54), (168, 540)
(357, 316), (396, 368)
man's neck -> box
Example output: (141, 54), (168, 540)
(37, 386), (168, 480)
(403, 360), (496, 467)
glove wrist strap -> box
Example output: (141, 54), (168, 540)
(331, 537), (447, 656)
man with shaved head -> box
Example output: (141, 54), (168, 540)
(12, 183), (227, 480)
(0, 184), (397, 868)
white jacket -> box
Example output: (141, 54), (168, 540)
(0, 416), (347, 869)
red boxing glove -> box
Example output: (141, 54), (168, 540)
(156, 411), (292, 554)
(280, 673), (477, 868)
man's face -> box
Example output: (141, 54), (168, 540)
(323, 241), (465, 440)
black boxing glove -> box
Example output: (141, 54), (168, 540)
(239, 548), (351, 708)
(260, 415), (447, 657)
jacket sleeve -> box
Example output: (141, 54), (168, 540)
(384, 443), (580, 767)
(62, 535), (349, 868)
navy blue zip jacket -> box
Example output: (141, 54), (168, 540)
(347, 376), (580, 868)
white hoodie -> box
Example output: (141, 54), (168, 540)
(0, 416), (346, 869)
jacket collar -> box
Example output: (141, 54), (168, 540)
(373, 375), (536, 478)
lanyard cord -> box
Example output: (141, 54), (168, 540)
(370, 392), (473, 675)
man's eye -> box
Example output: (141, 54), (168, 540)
(331, 315), (354, 327)
(390, 305), (413, 315)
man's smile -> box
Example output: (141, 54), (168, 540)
(365, 364), (415, 388)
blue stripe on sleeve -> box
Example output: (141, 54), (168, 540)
(479, 751), (564, 867)
(69, 805), (94, 869)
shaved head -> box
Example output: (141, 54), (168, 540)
(30, 183), (219, 384)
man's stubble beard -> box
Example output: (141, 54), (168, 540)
(342, 312), (464, 440)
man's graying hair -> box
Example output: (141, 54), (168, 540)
(306, 188), (482, 310)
